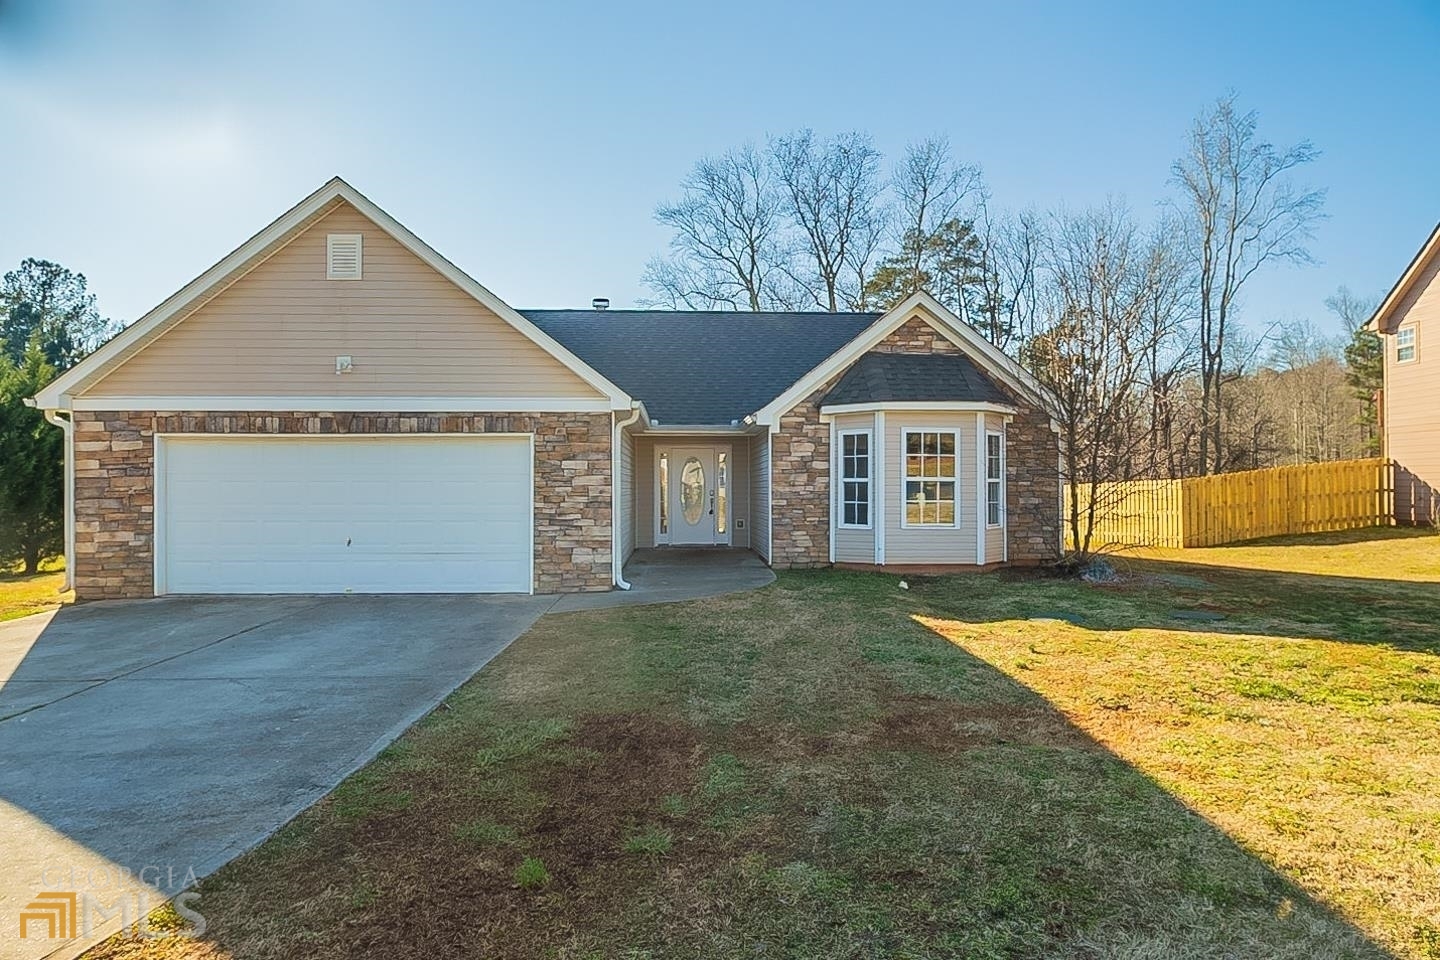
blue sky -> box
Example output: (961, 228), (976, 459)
(1, 0), (1437, 337)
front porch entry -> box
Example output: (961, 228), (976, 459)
(657, 443), (732, 546)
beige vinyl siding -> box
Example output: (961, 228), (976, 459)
(751, 432), (771, 562)
(833, 412), (876, 564)
(984, 412), (1006, 564)
(619, 424), (637, 562)
(84, 203), (602, 400)
(634, 436), (656, 547)
(631, 435), (750, 548)
(1383, 251), (1440, 504)
(885, 412), (978, 564)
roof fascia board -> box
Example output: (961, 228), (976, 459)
(819, 401), (1018, 416)
(333, 182), (629, 406)
(34, 183), (347, 409)
(37, 178), (632, 410)
(1366, 222), (1440, 333)
(639, 424), (755, 436)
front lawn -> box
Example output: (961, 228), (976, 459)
(0, 561), (69, 622)
(90, 533), (1439, 959)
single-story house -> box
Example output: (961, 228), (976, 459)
(1366, 221), (1440, 524)
(33, 178), (1061, 598)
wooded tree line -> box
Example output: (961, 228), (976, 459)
(642, 95), (1386, 498)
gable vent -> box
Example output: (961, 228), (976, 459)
(326, 233), (363, 280)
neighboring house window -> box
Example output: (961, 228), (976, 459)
(1397, 326), (1417, 363)
(985, 431), (1004, 527)
(902, 430), (958, 527)
(839, 430), (872, 528)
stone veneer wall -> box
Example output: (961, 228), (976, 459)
(768, 314), (1060, 568)
(1004, 409), (1061, 562)
(71, 410), (612, 600)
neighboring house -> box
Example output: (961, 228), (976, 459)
(32, 178), (1060, 599)
(1367, 222), (1440, 525)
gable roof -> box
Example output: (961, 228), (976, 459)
(33, 178), (631, 410)
(524, 310), (878, 425)
(752, 292), (1050, 425)
(819, 352), (1013, 407)
(1367, 221), (1440, 333)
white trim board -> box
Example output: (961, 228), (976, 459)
(873, 410), (886, 564)
(1367, 221), (1440, 332)
(821, 401), (1018, 417)
(753, 292), (1049, 426)
(35, 177), (632, 411)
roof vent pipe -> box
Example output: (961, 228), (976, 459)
(592, 297), (610, 311)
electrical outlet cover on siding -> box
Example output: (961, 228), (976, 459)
(327, 233), (363, 279)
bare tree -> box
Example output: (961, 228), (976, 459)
(641, 143), (790, 310)
(1171, 95), (1326, 474)
(1134, 218), (1198, 478)
(770, 130), (886, 311)
(1024, 203), (1174, 561)
(973, 205), (1044, 350)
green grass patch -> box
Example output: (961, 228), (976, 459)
(622, 825), (673, 856)
(513, 856), (551, 890)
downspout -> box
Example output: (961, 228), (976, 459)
(611, 403), (643, 590)
(31, 403), (75, 592)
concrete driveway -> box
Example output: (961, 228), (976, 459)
(0, 594), (552, 960)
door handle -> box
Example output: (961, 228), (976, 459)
(709, 491), (715, 516)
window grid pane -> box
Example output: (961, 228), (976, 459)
(1398, 328), (1416, 362)
(839, 432), (871, 527)
(904, 478), (956, 526)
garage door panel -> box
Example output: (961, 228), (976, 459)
(159, 437), (533, 594)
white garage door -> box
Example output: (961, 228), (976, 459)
(157, 436), (533, 594)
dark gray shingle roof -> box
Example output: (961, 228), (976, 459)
(521, 309), (880, 424)
(819, 352), (1012, 407)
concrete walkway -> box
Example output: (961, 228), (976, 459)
(549, 548), (776, 612)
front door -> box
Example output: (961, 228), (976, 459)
(667, 446), (724, 545)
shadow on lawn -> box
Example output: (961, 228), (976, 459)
(76, 573), (1412, 960)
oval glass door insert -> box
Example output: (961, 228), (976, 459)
(680, 457), (706, 525)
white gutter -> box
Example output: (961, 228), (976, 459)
(611, 403), (643, 590)
(29, 402), (75, 592)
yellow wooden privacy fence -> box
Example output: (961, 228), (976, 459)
(1065, 459), (1394, 550)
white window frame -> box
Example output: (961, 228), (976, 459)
(1396, 325), (1418, 364)
(985, 430), (1005, 528)
(837, 428), (873, 530)
(899, 428), (961, 530)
